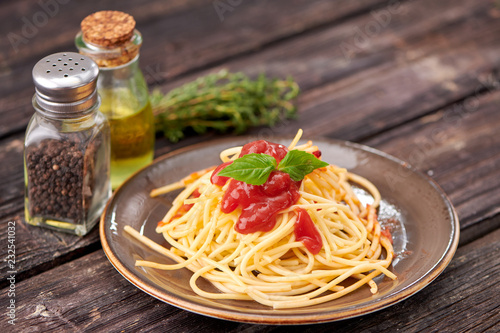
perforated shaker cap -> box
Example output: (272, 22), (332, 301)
(32, 52), (99, 116)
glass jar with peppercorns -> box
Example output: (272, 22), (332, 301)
(24, 52), (111, 236)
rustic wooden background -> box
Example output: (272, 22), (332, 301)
(0, 0), (499, 331)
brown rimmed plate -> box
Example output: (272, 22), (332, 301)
(100, 136), (459, 325)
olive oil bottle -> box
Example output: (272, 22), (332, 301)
(75, 11), (155, 188)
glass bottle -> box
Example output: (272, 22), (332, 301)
(75, 11), (155, 189)
(24, 52), (111, 236)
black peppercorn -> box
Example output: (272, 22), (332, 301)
(26, 139), (92, 220)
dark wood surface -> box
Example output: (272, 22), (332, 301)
(1, 0), (499, 331)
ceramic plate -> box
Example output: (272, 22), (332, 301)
(100, 136), (459, 325)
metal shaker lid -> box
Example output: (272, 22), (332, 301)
(32, 52), (99, 115)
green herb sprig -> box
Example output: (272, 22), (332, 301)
(150, 70), (300, 143)
(218, 150), (328, 185)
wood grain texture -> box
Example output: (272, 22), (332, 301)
(148, 0), (499, 150)
(365, 88), (500, 228)
(148, 0), (500, 156)
(0, 134), (101, 288)
(3, 226), (498, 332)
(209, 0), (500, 142)
(0, 0), (209, 138)
(0, 0), (388, 138)
(0, 0), (208, 70)
(0, 0), (388, 284)
(1, 0), (500, 288)
(1, 87), (499, 323)
(1, 0), (500, 331)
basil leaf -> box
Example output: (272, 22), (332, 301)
(217, 153), (277, 185)
(277, 150), (329, 181)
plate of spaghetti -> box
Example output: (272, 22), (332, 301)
(100, 130), (459, 324)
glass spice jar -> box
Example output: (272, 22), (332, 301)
(24, 52), (111, 236)
(75, 11), (155, 189)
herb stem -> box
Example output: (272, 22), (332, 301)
(150, 70), (300, 142)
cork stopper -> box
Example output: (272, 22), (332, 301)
(81, 11), (135, 48)
(78, 11), (142, 68)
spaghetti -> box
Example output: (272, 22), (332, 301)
(125, 131), (395, 309)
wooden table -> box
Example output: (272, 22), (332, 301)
(1, 0), (499, 331)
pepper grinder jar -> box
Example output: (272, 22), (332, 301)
(75, 11), (155, 189)
(24, 52), (111, 236)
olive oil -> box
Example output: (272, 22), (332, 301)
(76, 11), (155, 189)
(99, 94), (155, 189)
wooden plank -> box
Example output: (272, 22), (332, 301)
(147, 0), (500, 150)
(4, 224), (499, 331)
(2, 0), (498, 141)
(0, 0), (209, 137)
(0, 215), (100, 289)
(364, 88), (500, 229)
(0, 0), (385, 70)
(152, 0), (500, 228)
(0, 0), (388, 137)
(2, 0), (500, 285)
(0, 0), (209, 101)
(229, 0), (500, 141)
(0, 0), (392, 282)
(0, 0), (208, 70)
(0, 132), (103, 288)
(2, 1), (499, 331)
(0, 124), (225, 286)
(1, 88), (499, 315)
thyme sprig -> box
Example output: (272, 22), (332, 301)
(150, 69), (300, 142)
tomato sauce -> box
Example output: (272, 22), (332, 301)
(210, 161), (232, 186)
(294, 207), (323, 254)
(222, 170), (300, 233)
(210, 140), (323, 253)
(239, 139), (289, 162)
(381, 228), (393, 244)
